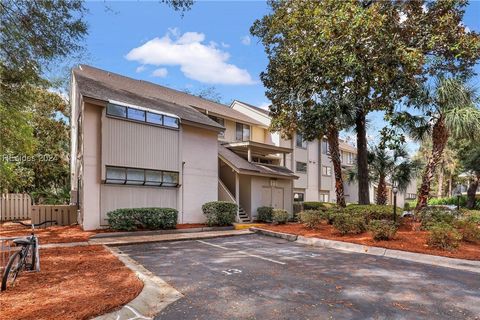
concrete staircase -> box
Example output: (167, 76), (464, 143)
(237, 207), (250, 223)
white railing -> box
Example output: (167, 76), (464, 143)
(218, 179), (236, 203)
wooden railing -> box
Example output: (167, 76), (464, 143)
(0, 193), (31, 221)
(31, 205), (78, 228)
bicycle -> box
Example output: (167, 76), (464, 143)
(1, 220), (57, 291)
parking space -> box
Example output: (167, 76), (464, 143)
(118, 234), (480, 320)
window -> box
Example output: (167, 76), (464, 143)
(105, 167), (127, 184)
(127, 108), (145, 121)
(209, 116), (225, 137)
(107, 104), (127, 118)
(322, 166), (332, 176)
(296, 133), (307, 148)
(106, 103), (179, 129)
(296, 161), (307, 173)
(146, 112), (162, 125)
(319, 193), (330, 202)
(163, 116), (179, 128)
(294, 193), (304, 202)
(126, 168), (144, 185)
(236, 123), (250, 141)
(162, 171), (179, 187)
(105, 166), (179, 187)
(322, 139), (330, 155)
(407, 193), (416, 199)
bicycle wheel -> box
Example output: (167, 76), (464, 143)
(1, 250), (23, 291)
(25, 240), (36, 271)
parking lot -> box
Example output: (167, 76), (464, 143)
(118, 234), (480, 320)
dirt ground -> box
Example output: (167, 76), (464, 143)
(260, 221), (480, 261)
(0, 223), (102, 244)
(0, 222), (208, 244)
(0, 245), (143, 320)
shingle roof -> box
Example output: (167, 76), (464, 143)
(233, 100), (270, 116)
(74, 65), (262, 127)
(218, 143), (297, 179)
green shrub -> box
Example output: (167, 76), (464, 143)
(202, 201), (238, 226)
(419, 207), (457, 230)
(332, 213), (366, 235)
(272, 209), (289, 224)
(107, 207), (178, 231)
(344, 204), (400, 222)
(403, 202), (411, 211)
(455, 220), (480, 243)
(299, 210), (326, 229)
(460, 209), (480, 224)
(368, 220), (397, 241)
(257, 206), (273, 222)
(427, 222), (462, 250)
(428, 196), (467, 207)
(303, 201), (336, 211)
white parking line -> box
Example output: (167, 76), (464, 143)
(196, 240), (286, 265)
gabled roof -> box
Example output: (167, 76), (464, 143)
(218, 143), (297, 179)
(232, 100), (271, 117)
(74, 65), (262, 127)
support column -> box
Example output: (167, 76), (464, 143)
(235, 172), (240, 207)
(283, 153), (286, 167)
(247, 146), (252, 162)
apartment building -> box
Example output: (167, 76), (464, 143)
(70, 65), (296, 230)
(231, 101), (417, 207)
(231, 101), (358, 204)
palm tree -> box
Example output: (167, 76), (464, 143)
(407, 78), (480, 210)
(349, 145), (420, 205)
(459, 142), (480, 209)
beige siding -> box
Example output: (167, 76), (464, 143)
(251, 126), (265, 143)
(220, 119), (237, 142)
(102, 115), (180, 175)
(100, 185), (178, 225)
(181, 125), (218, 223)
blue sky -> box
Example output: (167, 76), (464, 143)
(81, 0), (480, 148)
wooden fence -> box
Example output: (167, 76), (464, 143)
(31, 205), (78, 228)
(0, 193), (32, 221)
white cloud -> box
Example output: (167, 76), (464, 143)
(136, 65), (146, 73)
(241, 35), (251, 46)
(126, 30), (255, 85)
(152, 68), (168, 78)
(221, 42), (230, 48)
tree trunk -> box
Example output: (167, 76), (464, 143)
(415, 118), (449, 211)
(448, 175), (453, 197)
(376, 175), (387, 205)
(466, 173), (479, 209)
(437, 161), (444, 198)
(356, 110), (370, 204)
(327, 127), (346, 207)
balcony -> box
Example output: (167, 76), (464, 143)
(222, 140), (292, 164)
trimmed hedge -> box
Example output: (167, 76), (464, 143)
(202, 201), (237, 226)
(418, 207), (457, 230)
(272, 209), (289, 224)
(428, 196), (480, 209)
(257, 206), (273, 222)
(298, 210), (326, 229)
(368, 220), (397, 241)
(332, 213), (366, 235)
(303, 202), (336, 211)
(427, 222), (462, 250)
(107, 207), (178, 231)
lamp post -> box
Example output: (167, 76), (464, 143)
(392, 182), (398, 223)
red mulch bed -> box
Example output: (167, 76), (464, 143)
(0, 222), (208, 244)
(0, 222), (104, 244)
(0, 246), (143, 320)
(260, 221), (480, 261)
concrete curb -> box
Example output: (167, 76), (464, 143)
(91, 226), (234, 239)
(93, 246), (183, 320)
(250, 227), (298, 241)
(89, 229), (253, 246)
(251, 228), (480, 274)
(40, 241), (90, 249)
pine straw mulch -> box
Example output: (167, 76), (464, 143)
(0, 222), (104, 244)
(0, 245), (143, 320)
(0, 222), (208, 244)
(260, 220), (480, 261)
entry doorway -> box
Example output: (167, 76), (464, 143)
(261, 186), (284, 209)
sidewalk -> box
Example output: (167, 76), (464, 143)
(88, 229), (253, 246)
